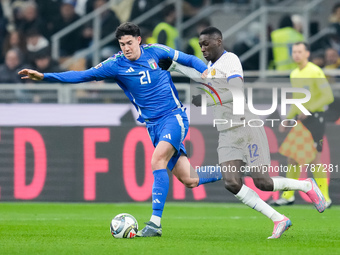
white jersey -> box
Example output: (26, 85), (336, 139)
(206, 52), (257, 131)
(170, 55), (270, 166)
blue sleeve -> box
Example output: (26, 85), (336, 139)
(44, 69), (97, 83)
(151, 44), (207, 73)
(175, 51), (207, 73)
(43, 58), (117, 83)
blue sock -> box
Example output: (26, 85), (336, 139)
(152, 169), (169, 218)
(197, 166), (223, 186)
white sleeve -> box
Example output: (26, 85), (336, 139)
(216, 53), (243, 81)
(168, 61), (202, 82)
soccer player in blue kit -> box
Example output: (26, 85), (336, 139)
(18, 22), (222, 237)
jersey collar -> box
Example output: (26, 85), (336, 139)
(210, 50), (227, 67)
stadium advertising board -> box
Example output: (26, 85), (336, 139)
(0, 105), (339, 203)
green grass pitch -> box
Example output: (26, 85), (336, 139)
(0, 202), (339, 255)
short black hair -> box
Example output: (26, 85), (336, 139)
(279, 15), (293, 29)
(163, 4), (175, 17)
(200, 26), (222, 38)
(293, 41), (310, 51)
(115, 22), (141, 40)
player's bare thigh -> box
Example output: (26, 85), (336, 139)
(172, 155), (199, 188)
(151, 141), (176, 171)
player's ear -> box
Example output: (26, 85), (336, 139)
(217, 38), (222, 46)
(137, 36), (142, 45)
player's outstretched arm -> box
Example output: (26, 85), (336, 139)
(18, 69), (44, 81)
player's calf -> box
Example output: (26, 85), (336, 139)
(253, 177), (274, 191)
(180, 177), (199, 188)
(224, 177), (243, 194)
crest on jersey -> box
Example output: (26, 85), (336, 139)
(211, 68), (216, 76)
(148, 59), (158, 69)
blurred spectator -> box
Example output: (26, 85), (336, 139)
(324, 48), (340, 69)
(291, 14), (303, 33)
(233, 21), (262, 70)
(0, 3), (7, 55)
(30, 48), (64, 103)
(312, 3), (340, 53)
(80, 0), (121, 66)
(2, 30), (27, 63)
(33, 48), (64, 74)
(26, 29), (50, 65)
(152, 4), (178, 49)
(53, 0), (82, 57)
(270, 15), (304, 70)
(329, 2), (340, 24)
(129, 0), (163, 32)
(185, 19), (210, 61)
(310, 50), (325, 68)
(182, 0), (210, 21)
(0, 3), (9, 64)
(0, 48), (28, 83)
(85, 0), (96, 14)
(17, 1), (48, 38)
(35, 0), (62, 36)
(93, 0), (120, 45)
(81, 0), (121, 47)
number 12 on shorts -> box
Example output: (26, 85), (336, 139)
(248, 144), (259, 161)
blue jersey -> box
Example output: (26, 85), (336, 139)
(44, 44), (207, 122)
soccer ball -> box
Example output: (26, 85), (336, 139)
(110, 213), (138, 239)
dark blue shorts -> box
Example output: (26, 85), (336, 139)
(146, 108), (188, 170)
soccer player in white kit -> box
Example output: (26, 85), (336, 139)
(170, 27), (327, 239)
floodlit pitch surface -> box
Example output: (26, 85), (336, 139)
(0, 202), (339, 255)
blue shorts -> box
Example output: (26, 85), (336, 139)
(146, 108), (188, 170)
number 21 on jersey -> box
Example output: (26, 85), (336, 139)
(139, 71), (151, 84)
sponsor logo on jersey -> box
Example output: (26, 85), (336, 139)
(126, 67), (135, 73)
(211, 68), (216, 76)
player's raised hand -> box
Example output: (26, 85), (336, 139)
(18, 69), (44, 81)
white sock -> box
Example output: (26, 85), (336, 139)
(150, 215), (161, 227)
(272, 177), (311, 193)
(235, 184), (284, 222)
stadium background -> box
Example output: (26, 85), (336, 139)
(0, 0), (340, 205)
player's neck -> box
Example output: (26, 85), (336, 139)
(135, 48), (142, 61)
(298, 60), (308, 70)
(211, 49), (225, 63)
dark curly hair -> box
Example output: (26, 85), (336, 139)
(115, 22), (141, 40)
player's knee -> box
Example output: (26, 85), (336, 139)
(224, 178), (242, 194)
(253, 178), (273, 191)
(151, 156), (167, 171)
(182, 178), (198, 188)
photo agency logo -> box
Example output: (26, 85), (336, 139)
(197, 82), (223, 113)
(198, 82), (312, 128)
